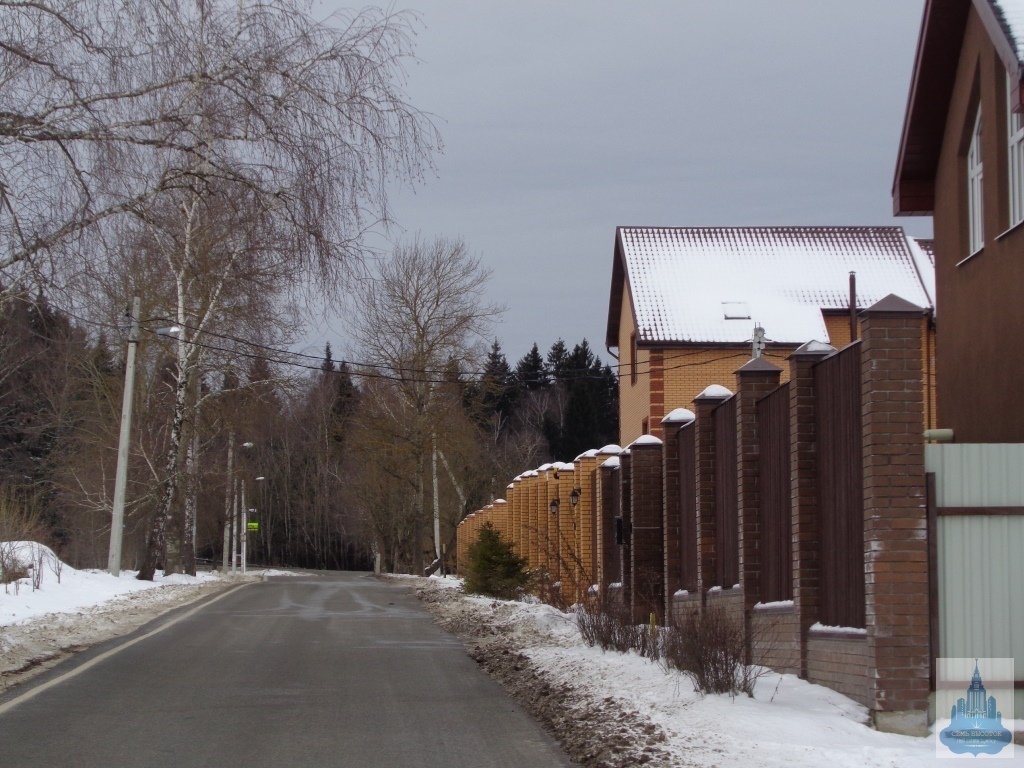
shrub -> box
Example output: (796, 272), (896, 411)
(575, 589), (661, 659)
(661, 602), (766, 697)
(462, 522), (531, 599)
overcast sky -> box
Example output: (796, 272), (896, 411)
(315, 0), (931, 367)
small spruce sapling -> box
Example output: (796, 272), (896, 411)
(463, 522), (531, 600)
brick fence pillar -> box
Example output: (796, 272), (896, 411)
(735, 358), (783, 618)
(619, 450), (633, 596)
(860, 294), (929, 736)
(661, 408), (696, 620)
(629, 435), (665, 622)
(574, 450), (601, 601)
(787, 341), (836, 679)
(596, 455), (620, 594)
(693, 386), (733, 598)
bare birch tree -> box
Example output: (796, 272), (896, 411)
(1, 1), (439, 295)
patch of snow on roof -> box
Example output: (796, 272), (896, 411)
(661, 407), (696, 424)
(619, 226), (931, 345)
(698, 384), (733, 398)
(554, 462), (575, 471)
(906, 237), (935, 311)
(575, 449), (600, 460)
(602, 456), (621, 468)
(598, 444), (622, 454)
(507, 483), (514, 489)
(993, 0), (1024, 63)
(494, 499), (506, 504)
(537, 463), (553, 472)
(630, 435), (663, 447)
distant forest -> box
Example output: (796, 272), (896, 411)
(0, 291), (616, 574)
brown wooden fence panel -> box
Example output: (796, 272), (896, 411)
(758, 382), (792, 603)
(713, 396), (738, 588)
(678, 423), (697, 592)
(815, 342), (865, 628)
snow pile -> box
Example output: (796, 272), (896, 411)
(0, 541), (222, 627)
(412, 579), (941, 768)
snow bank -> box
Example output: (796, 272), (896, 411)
(0, 541), (223, 628)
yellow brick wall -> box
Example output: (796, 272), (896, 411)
(618, 282), (651, 445)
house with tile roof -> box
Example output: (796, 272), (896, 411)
(605, 225), (935, 444)
(895, 0), (1024, 442)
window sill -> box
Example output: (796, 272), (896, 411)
(996, 218), (1024, 241)
(955, 247), (983, 267)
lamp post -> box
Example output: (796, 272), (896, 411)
(242, 476), (264, 573)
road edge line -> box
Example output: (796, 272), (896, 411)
(0, 581), (253, 716)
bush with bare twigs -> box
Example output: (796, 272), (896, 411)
(661, 603), (771, 697)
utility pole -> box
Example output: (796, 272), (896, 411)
(108, 297), (140, 576)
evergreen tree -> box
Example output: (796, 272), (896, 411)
(514, 342), (549, 391)
(321, 342), (336, 374)
(463, 521), (531, 599)
(479, 339), (517, 429)
(546, 338), (569, 381)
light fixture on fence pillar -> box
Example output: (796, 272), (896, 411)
(550, 497), (560, 515)
(569, 487), (581, 508)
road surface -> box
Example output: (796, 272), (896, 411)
(0, 572), (575, 768)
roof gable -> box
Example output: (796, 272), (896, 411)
(894, 1), (1024, 214)
(606, 226), (932, 348)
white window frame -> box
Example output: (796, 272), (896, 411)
(1008, 75), (1024, 228)
(967, 106), (984, 255)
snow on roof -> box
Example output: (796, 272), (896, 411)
(602, 456), (621, 468)
(597, 444), (622, 454)
(494, 499), (506, 504)
(537, 463), (553, 472)
(993, 0), (1024, 63)
(906, 237), (935, 311)
(554, 462), (575, 471)
(575, 449), (600, 460)
(617, 226), (932, 345)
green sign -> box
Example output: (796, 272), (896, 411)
(247, 522), (259, 531)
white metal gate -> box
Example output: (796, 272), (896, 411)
(926, 444), (1024, 714)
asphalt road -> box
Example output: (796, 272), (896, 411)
(0, 573), (575, 768)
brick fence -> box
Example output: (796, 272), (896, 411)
(455, 295), (931, 736)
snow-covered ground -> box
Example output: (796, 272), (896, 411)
(410, 576), (1017, 768)
(0, 541), (226, 627)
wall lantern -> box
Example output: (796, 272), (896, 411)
(549, 497), (560, 515)
(569, 488), (581, 508)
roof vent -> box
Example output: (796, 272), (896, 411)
(723, 301), (750, 320)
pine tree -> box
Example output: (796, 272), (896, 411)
(321, 342), (336, 374)
(479, 339), (517, 429)
(546, 338), (569, 381)
(463, 521), (531, 599)
(515, 342), (549, 391)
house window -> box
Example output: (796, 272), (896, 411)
(630, 332), (637, 385)
(968, 106), (984, 254)
(1008, 75), (1024, 228)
